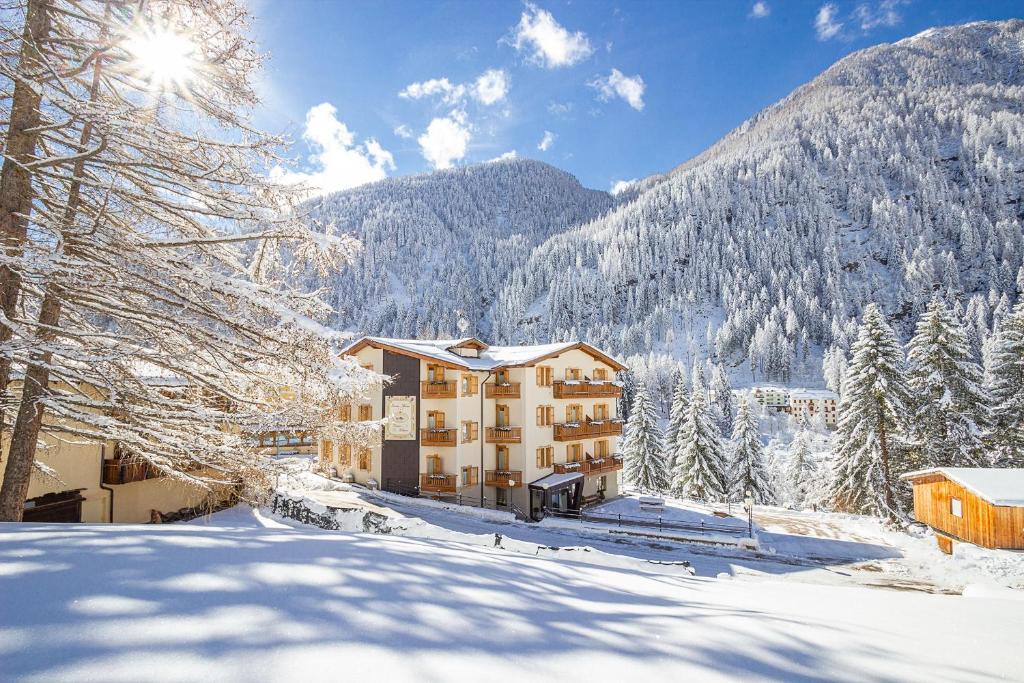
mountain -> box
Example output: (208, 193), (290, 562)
(304, 159), (614, 339)
(311, 20), (1024, 388)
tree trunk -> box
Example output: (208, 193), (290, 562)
(0, 0), (52, 429)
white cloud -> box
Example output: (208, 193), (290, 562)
(750, 1), (770, 18)
(537, 130), (556, 152)
(510, 3), (593, 68)
(610, 178), (638, 195)
(418, 113), (471, 169)
(488, 150), (518, 162)
(854, 0), (905, 30)
(270, 102), (394, 196)
(393, 124), (414, 139)
(473, 69), (509, 105)
(548, 101), (573, 116)
(589, 69), (646, 111)
(815, 4), (843, 41)
(399, 77), (465, 105)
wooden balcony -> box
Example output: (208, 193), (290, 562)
(420, 473), (457, 493)
(588, 454), (624, 474)
(485, 426), (522, 443)
(421, 428), (457, 446)
(102, 459), (163, 485)
(553, 460), (590, 475)
(552, 381), (622, 399)
(485, 382), (521, 399)
(421, 380), (457, 399)
(485, 470), (523, 488)
(552, 420), (624, 442)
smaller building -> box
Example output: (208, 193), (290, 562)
(901, 468), (1024, 553)
(751, 386), (790, 412)
(788, 389), (839, 427)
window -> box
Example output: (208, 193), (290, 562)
(461, 466), (479, 486)
(461, 421), (479, 443)
(536, 405), (555, 426)
(594, 403), (609, 420)
(426, 454), (442, 475)
(338, 444), (352, 466)
(321, 440), (334, 464)
(427, 410), (445, 429)
(361, 363), (374, 372)
(593, 368), (608, 381)
(567, 443), (583, 462)
(496, 404), (509, 427)
(496, 445), (510, 470)
(338, 404), (352, 422)
(597, 475), (607, 493)
(461, 374), (479, 396)
(566, 367), (582, 381)
(536, 446), (553, 468)
(496, 487), (508, 507)
(566, 404), (583, 423)
(951, 497), (963, 518)
(358, 404), (372, 421)
(536, 365), (553, 386)
(595, 440), (609, 457)
(357, 448), (370, 471)
(427, 364), (445, 382)
(495, 369), (510, 385)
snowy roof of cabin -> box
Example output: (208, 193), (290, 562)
(341, 336), (626, 371)
(528, 471), (585, 490)
(901, 468), (1024, 507)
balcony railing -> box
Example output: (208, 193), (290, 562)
(551, 454), (623, 476)
(420, 473), (457, 493)
(485, 382), (521, 399)
(484, 470), (523, 488)
(421, 428), (457, 446)
(553, 460), (590, 475)
(421, 380), (457, 399)
(552, 381), (622, 399)
(102, 459), (163, 485)
(552, 419), (624, 441)
(485, 426), (522, 443)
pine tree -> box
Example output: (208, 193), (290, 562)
(788, 419), (819, 509)
(829, 304), (913, 520)
(985, 302), (1024, 466)
(729, 399), (774, 504)
(622, 380), (669, 492)
(710, 363), (735, 436)
(906, 298), (990, 467)
(671, 369), (729, 502)
(664, 368), (689, 471)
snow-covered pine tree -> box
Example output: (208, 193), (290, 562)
(788, 419), (819, 509)
(710, 363), (734, 436)
(671, 368), (729, 502)
(729, 399), (774, 504)
(664, 367), (689, 471)
(618, 369), (637, 425)
(985, 301), (1024, 466)
(829, 304), (913, 520)
(906, 297), (990, 467)
(0, 0), (374, 521)
(622, 379), (669, 492)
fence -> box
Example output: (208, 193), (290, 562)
(543, 507), (749, 537)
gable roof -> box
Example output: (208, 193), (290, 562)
(340, 337), (627, 372)
(901, 467), (1024, 507)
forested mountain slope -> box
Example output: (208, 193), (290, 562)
(494, 20), (1024, 382)
(310, 20), (1023, 386)
(304, 159), (614, 338)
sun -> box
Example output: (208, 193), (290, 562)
(124, 26), (199, 92)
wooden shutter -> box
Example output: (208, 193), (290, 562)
(359, 404), (372, 421)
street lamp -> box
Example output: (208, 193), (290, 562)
(743, 489), (754, 538)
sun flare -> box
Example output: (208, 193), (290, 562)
(125, 26), (198, 92)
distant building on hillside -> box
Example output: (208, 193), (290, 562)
(788, 389), (839, 427)
(751, 386), (790, 412)
(901, 468), (1024, 554)
(334, 337), (626, 520)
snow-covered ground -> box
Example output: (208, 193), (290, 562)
(2, 506), (1023, 682)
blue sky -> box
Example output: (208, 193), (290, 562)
(255, 0), (1023, 195)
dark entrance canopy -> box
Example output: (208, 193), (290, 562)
(528, 472), (584, 521)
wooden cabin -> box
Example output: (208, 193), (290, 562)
(901, 468), (1024, 554)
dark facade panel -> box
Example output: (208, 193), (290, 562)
(381, 350), (420, 493)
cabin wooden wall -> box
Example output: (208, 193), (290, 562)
(911, 476), (1024, 550)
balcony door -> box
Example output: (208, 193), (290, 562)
(496, 404), (509, 428)
(427, 364), (445, 383)
(496, 445), (510, 470)
(566, 404), (582, 423)
(428, 410), (445, 429)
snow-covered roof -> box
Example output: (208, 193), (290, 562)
(341, 336), (626, 371)
(789, 389), (838, 400)
(901, 468), (1024, 507)
(528, 471), (584, 490)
